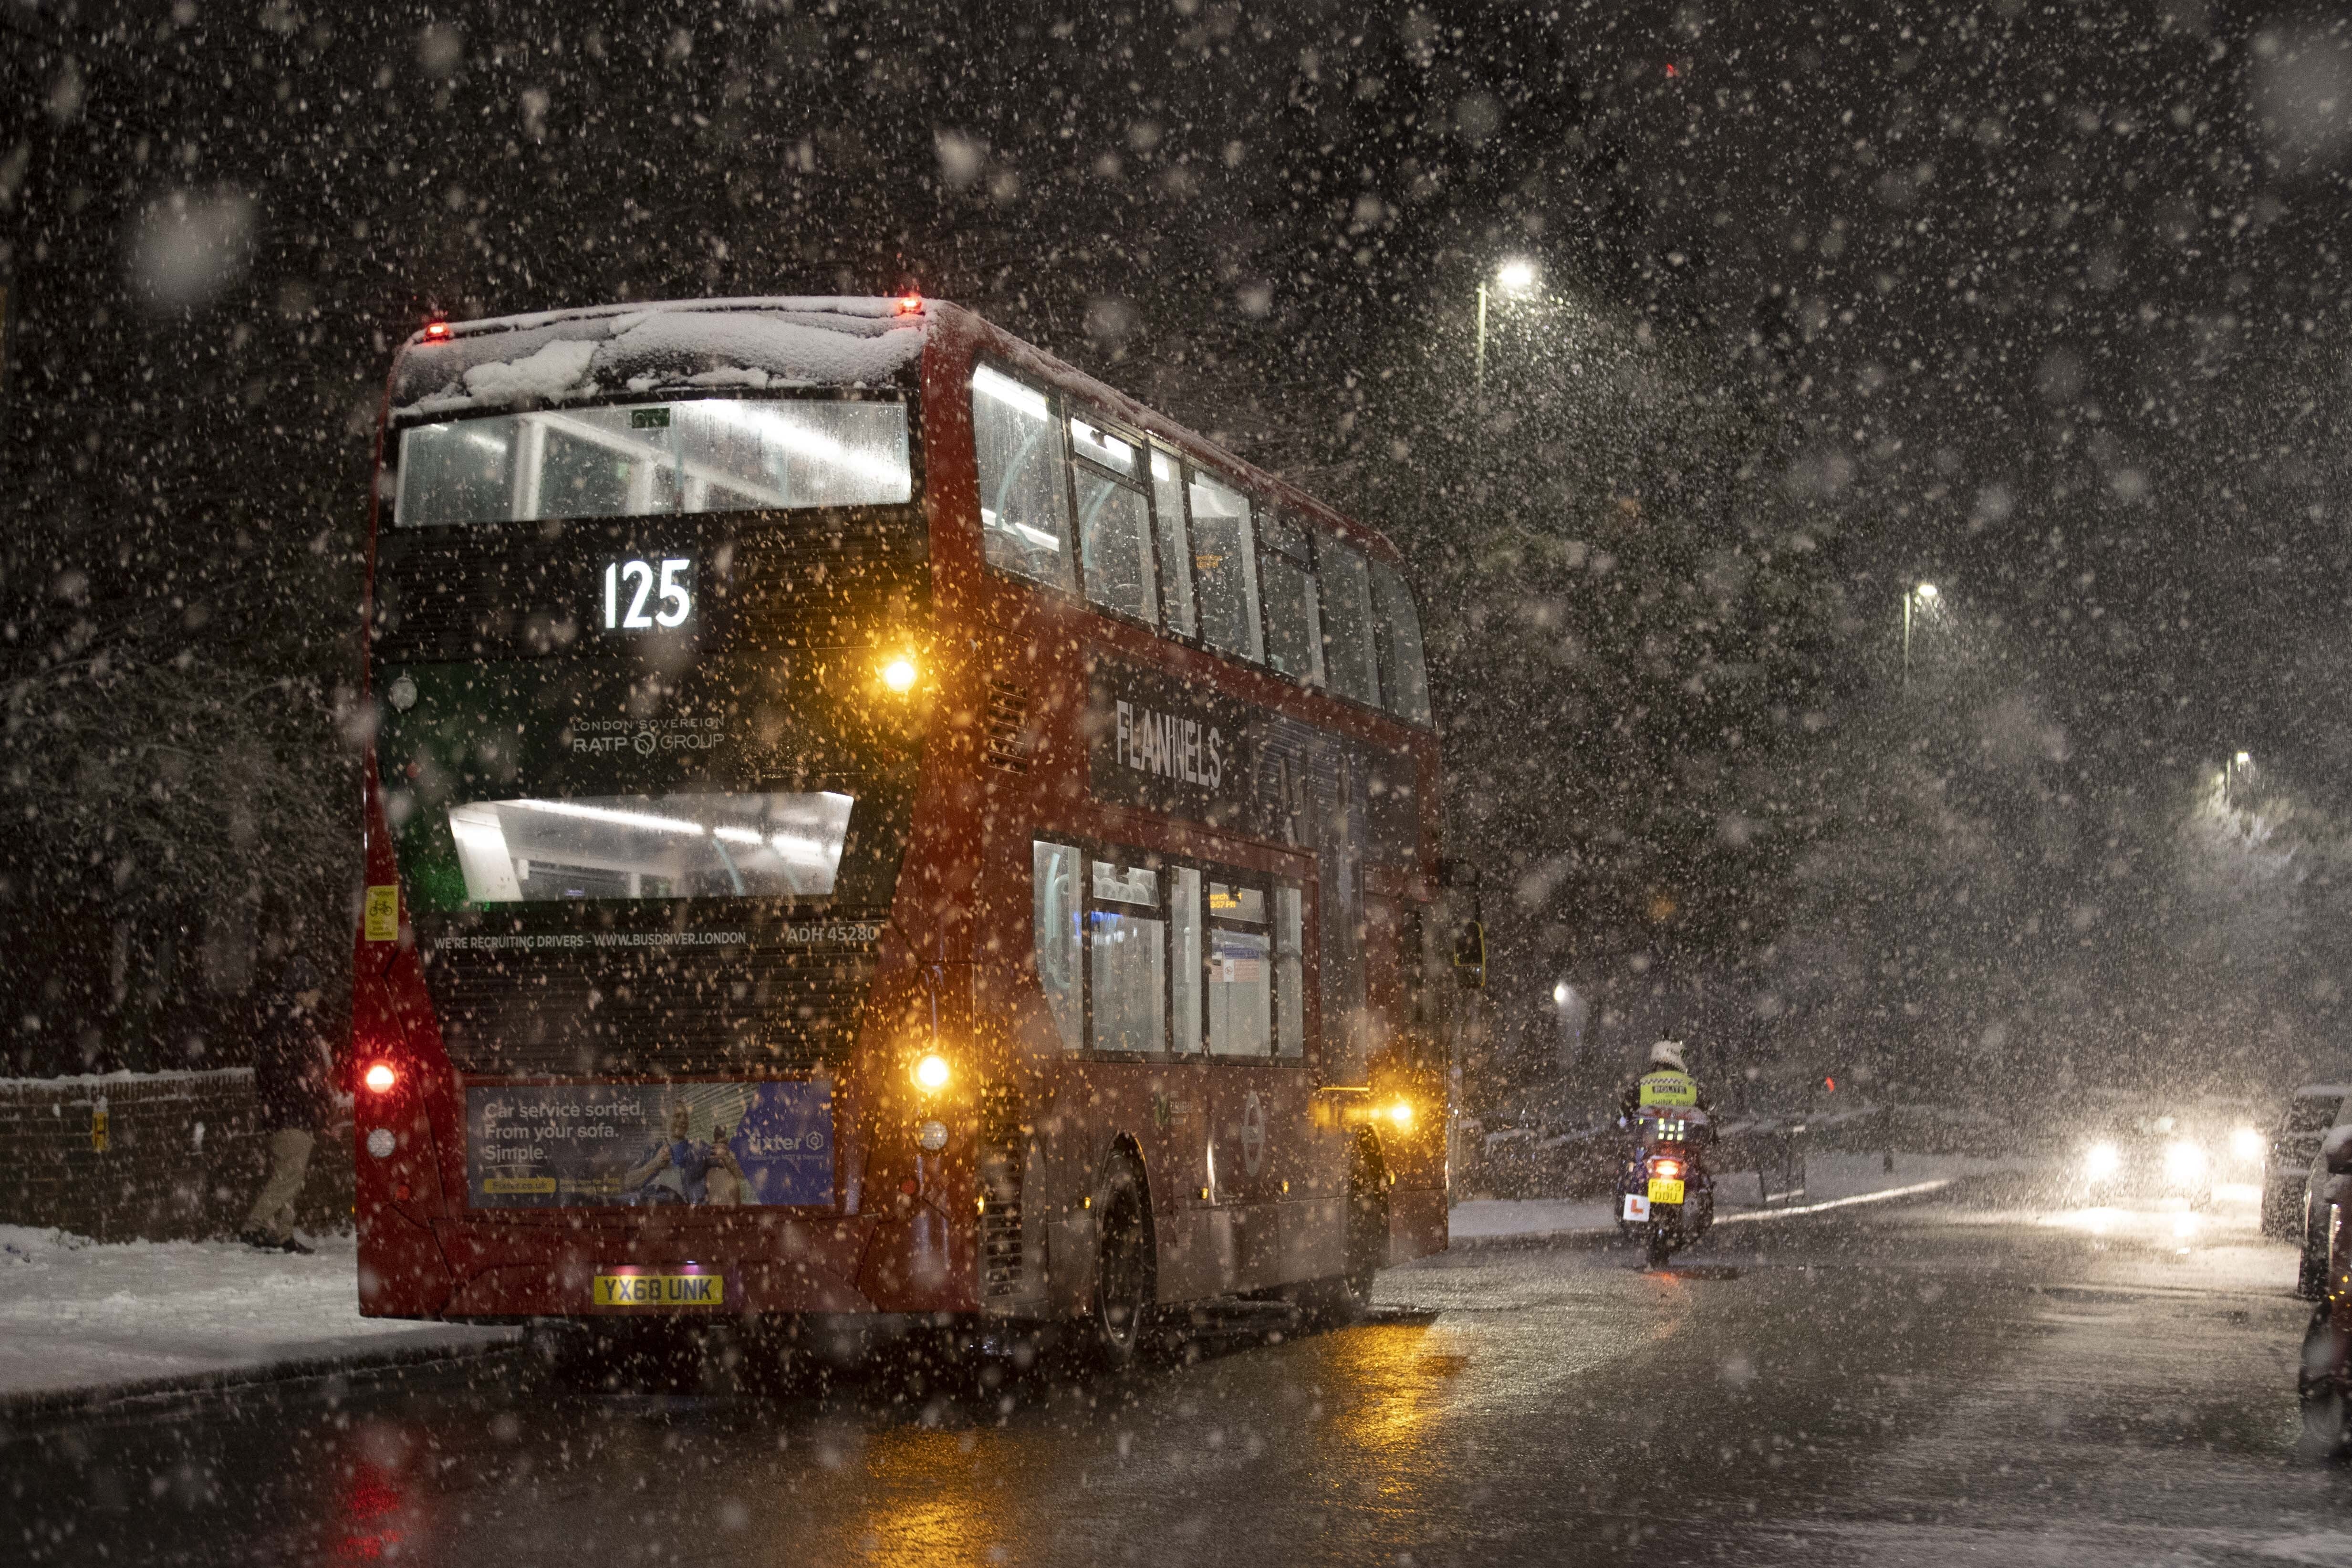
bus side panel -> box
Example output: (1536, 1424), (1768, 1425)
(354, 754), (466, 1319)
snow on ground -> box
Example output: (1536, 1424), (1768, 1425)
(0, 1226), (512, 1408)
(1448, 1151), (2038, 1243)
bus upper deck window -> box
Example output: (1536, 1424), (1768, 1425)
(1070, 415), (1157, 625)
(1317, 538), (1381, 707)
(1370, 558), (1433, 726)
(1187, 469), (1262, 662)
(1149, 449), (1197, 638)
(1257, 509), (1324, 686)
(973, 367), (1075, 590)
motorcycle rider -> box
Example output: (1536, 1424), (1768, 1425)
(1621, 1039), (1710, 1120)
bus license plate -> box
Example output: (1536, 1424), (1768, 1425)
(593, 1272), (725, 1308)
(1645, 1178), (1686, 1205)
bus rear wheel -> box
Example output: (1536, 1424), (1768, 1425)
(1093, 1155), (1156, 1367)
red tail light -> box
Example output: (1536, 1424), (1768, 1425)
(422, 320), (452, 341)
(362, 1060), (398, 1095)
(894, 292), (923, 315)
(1653, 1158), (1682, 1178)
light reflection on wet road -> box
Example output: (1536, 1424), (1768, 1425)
(6, 1179), (2345, 1566)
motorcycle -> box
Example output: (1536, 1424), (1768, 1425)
(1618, 1111), (1715, 1267)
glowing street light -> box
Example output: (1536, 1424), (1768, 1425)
(1476, 259), (1542, 392)
(2225, 749), (2255, 800)
(1903, 581), (1941, 693)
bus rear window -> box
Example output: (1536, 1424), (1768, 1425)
(393, 398), (911, 527)
(445, 791), (856, 903)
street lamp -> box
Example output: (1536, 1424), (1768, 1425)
(1902, 582), (1938, 694)
(1476, 258), (1540, 393)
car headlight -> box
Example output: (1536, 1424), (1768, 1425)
(2085, 1142), (2121, 1180)
(2165, 1141), (2206, 1180)
(2231, 1126), (2266, 1163)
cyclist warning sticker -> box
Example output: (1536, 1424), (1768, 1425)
(364, 885), (398, 942)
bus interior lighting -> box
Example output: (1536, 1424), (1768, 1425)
(971, 364), (1051, 418)
(510, 798), (708, 835)
(361, 1061), (399, 1095)
(913, 1053), (951, 1092)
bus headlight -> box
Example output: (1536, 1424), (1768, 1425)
(913, 1052), (951, 1093)
(2084, 1142), (2120, 1180)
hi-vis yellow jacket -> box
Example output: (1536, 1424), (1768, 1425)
(1622, 1069), (1704, 1115)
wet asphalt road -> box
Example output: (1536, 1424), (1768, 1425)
(7, 1179), (2348, 1567)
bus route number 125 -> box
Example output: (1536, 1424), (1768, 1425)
(602, 557), (694, 632)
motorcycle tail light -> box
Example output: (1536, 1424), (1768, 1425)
(1654, 1159), (1682, 1178)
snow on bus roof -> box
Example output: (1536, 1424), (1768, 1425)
(390, 296), (925, 418)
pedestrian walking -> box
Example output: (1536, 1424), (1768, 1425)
(239, 955), (334, 1255)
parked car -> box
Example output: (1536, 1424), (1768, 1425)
(2268, 1083), (2352, 1240)
(2301, 1091), (2352, 1299)
(2296, 1126), (2352, 1453)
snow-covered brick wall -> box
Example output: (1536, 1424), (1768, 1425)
(389, 296), (927, 417)
(0, 1070), (353, 1242)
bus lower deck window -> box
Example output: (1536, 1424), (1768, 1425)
(1171, 866), (1203, 1054)
(1275, 886), (1304, 1058)
(1088, 860), (1166, 1055)
(1032, 841), (1083, 1050)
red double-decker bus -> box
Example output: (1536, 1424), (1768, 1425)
(351, 295), (1453, 1360)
